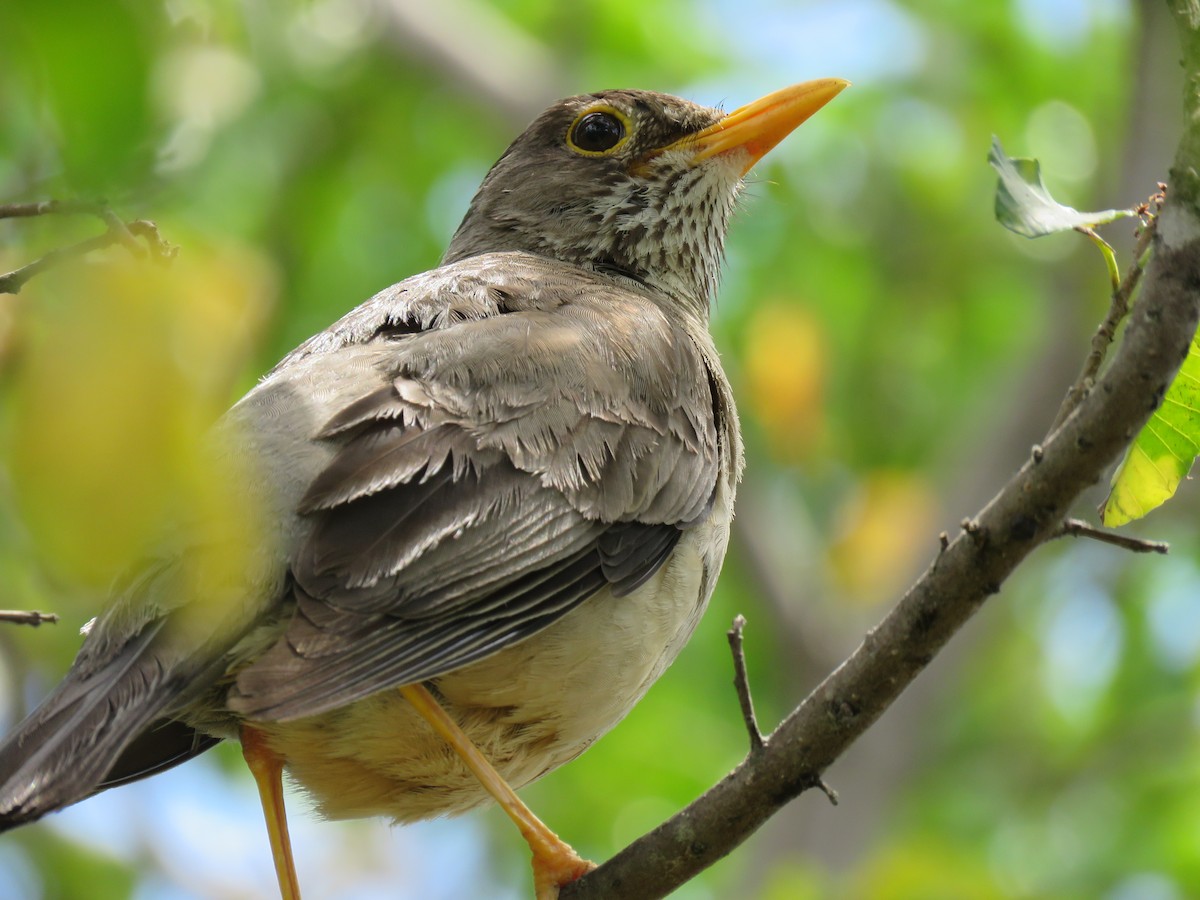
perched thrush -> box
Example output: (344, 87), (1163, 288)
(0, 79), (847, 898)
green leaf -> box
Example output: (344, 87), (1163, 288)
(1103, 333), (1200, 525)
(989, 136), (1134, 238)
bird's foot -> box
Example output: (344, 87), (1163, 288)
(532, 846), (596, 900)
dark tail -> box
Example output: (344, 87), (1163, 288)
(0, 620), (220, 831)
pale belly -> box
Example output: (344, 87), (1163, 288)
(258, 489), (731, 823)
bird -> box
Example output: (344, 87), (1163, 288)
(0, 78), (847, 898)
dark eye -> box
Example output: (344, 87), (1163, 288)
(570, 112), (626, 153)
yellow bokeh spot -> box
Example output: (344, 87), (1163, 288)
(848, 836), (1006, 900)
(829, 470), (940, 605)
(743, 302), (827, 461)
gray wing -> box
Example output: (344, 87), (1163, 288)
(229, 258), (720, 721)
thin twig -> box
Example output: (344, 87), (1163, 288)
(0, 610), (59, 626)
(0, 199), (176, 294)
(1055, 517), (1169, 554)
(803, 774), (839, 806)
(1053, 194), (1163, 430)
(0, 199), (109, 219)
(0, 231), (125, 294)
(726, 615), (765, 753)
(97, 206), (145, 258)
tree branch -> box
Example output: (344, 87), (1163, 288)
(561, 10), (1200, 900)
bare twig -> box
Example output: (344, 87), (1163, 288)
(0, 199), (109, 219)
(0, 231), (126, 294)
(1054, 517), (1169, 554)
(805, 775), (839, 807)
(96, 206), (145, 258)
(0, 610), (59, 627)
(726, 616), (765, 753)
(0, 199), (176, 295)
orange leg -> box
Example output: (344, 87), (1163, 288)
(400, 684), (596, 899)
(241, 725), (302, 900)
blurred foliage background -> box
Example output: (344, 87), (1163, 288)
(0, 0), (1196, 898)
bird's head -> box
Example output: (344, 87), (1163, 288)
(442, 80), (848, 313)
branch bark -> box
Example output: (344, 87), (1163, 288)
(561, 7), (1200, 898)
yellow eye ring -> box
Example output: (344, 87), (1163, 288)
(566, 106), (632, 156)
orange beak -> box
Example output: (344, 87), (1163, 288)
(678, 78), (849, 176)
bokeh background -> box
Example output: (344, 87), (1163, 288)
(1, 0), (1196, 898)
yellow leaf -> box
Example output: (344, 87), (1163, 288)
(1103, 445), (1186, 527)
(1103, 331), (1200, 525)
